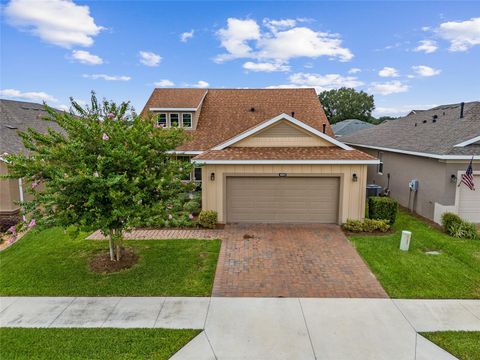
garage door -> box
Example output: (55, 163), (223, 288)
(226, 176), (339, 223)
(458, 174), (480, 223)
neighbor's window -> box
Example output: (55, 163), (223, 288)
(194, 167), (202, 182)
(182, 113), (192, 128)
(157, 113), (167, 127)
(170, 113), (179, 127)
(377, 151), (384, 174)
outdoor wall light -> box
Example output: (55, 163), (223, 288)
(352, 173), (358, 182)
(210, 172), (215, 181)
(450, 174), (457, 183)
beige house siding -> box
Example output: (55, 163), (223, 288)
(0, 162), (21, 215)
(359, 147), (479, 222)
(201, 163), (367, 224)
(232, 121), (332, 147)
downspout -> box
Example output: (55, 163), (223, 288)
(18, 178), (26, 221)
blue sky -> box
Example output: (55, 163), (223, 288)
(1, 0), (479, 117)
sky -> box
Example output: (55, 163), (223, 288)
(1, 0), (479, 117)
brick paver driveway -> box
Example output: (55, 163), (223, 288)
(212, 224), (388, 298)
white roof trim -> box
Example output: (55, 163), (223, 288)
(454, 135), (480, 147)
(211, 113), (352, 151)
(193, 159), (379, 165)
(345, 143), (480, 160)
(150, 108), (197, 111)
(167, 150), (203, 155)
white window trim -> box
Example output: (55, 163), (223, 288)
(150, 107), (197, 111)
(377, 151), (384, 175)
(211, 113), (352, 151)
(344, 143), (480, 161)
(169, 113), (180, 127)
(192, 159), (380, 165)
(454, 135), (480, 147)
(181, 113), (193, 129)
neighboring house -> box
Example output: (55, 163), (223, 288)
(341, 102), (480, 224)
(0, 99), (63, 223)
(142, 88), (378, 224)
(331, 119), (375, 138)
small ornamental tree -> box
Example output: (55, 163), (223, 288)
(3, 93), (195, 261)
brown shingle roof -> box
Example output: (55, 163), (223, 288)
(342, 102), (480, 156)
(142, 88), (334, 150)
(141, 88), (207, 112)
(194, 147), (376, 161)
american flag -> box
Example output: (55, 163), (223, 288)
(459, 157), (475, 191)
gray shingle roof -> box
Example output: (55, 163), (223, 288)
(331, 119), (375, 137)
(1, 99), (64, 154)
(341, 102), (480, 156)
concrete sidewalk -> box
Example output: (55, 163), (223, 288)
(1, 297), (479, 359)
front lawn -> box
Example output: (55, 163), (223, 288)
(0, 227), (220, 296)
(0, 328), (199, 360)
(422, 332), (480, 360)
(349, 210), (480, 299)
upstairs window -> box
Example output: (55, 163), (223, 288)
(157, 113), (167, 127)
(170, 113), (179, 127)
(182, 113), (192, 128)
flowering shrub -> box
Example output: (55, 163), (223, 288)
(2, 92), (194, 260)
(198, 210), (217, 229)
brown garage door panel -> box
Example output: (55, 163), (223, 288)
(226, 177), (340, 223)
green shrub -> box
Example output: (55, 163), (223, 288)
(342, 218), (390, 233)
(368, 196), (398, 224)
(184, 200), (200, 214)
(198, 210), (217, 229)
(442, 212), (479, 239)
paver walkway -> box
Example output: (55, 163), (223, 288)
(2, 297), (479, 359)
(213, 224), (388, 298)
(89, 224), (387, 298)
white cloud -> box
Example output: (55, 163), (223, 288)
(378, 67), (399, 77)
(0, 88), (57, 102)
(374, 104), (437, 117)
(268, 72), (363, 93)
(243, 61), (290, 72)
(83, 74), (131, 81)
(190, 80), (209, 88)
(57, 104), (70, 111)
(411, 65), (441, 77)
(421, 26), (431, 32)
(348, 67), (361, 74)
(139, 51), (161, 67)
(215, 18), (261, 62)
(262, 18), (297, 32)
(154, 79), (175, 87)
(436, 17), (480, 51)
(413, 40), (438, 54)
(180, 30), (194, 42)
(369, 81), (409, 95)
(71, 50), (103, 65)
(215, 18), (353, 65)
(4, 0), (103, 48)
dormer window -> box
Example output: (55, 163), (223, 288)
(157, 113), (167, 127)
(170, 113), (179, 127)
(182, 113), (192, 128)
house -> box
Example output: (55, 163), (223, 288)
(331, 119), (375, 137)
(341, 102), (480, 224)
(0, 99), (63, 225)
(142, 88), (378, 224)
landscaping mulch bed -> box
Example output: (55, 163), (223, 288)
(89, 247), (138, 273)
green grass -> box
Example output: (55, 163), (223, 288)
(0, 328), (200, 360)
(349, 210), (480, 299)
(422, 332), (480, 360)
(0, 227), (220, 296)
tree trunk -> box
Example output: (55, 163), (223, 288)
(110, 228), (123, 261)
(115, 242), (121, 261)
(108, 232), (115, 261)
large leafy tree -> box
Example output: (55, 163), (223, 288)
(4, 94), (194, 261)
(319, 87), (375, 124)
